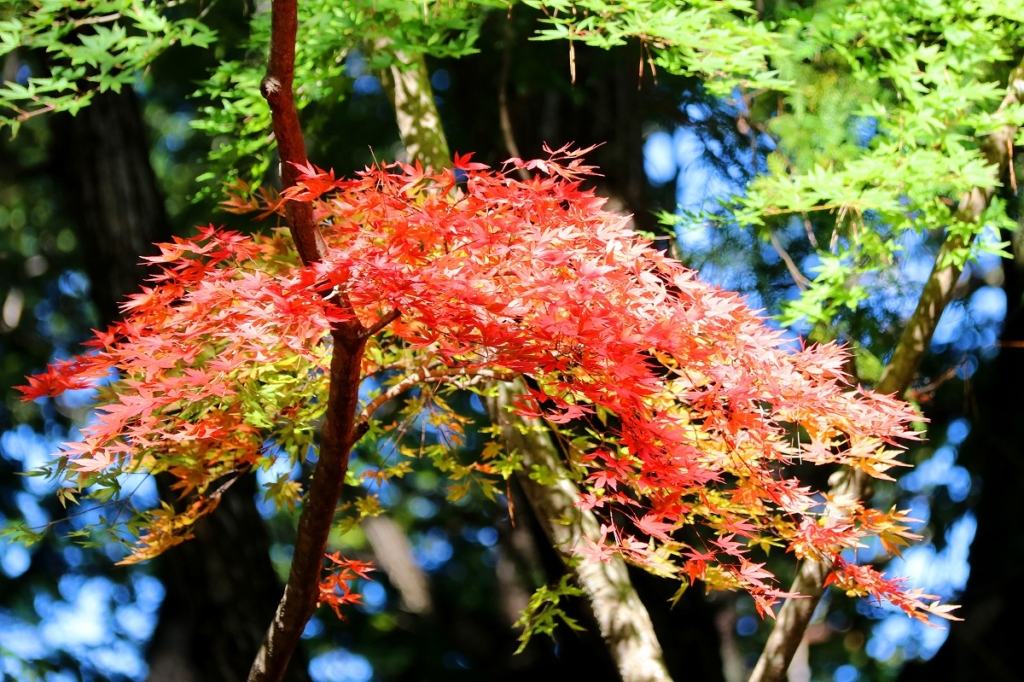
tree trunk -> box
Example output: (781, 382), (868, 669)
(51, 89), (171, 322)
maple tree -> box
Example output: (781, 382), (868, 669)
(19, 147), (954, 680)
(10, 0), (1024, 680)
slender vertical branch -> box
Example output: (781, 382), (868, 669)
(749, 61), (1024, 682)
(249, 1), (369, 679)
(499, 10), (531, 181)
(260, 0), (325, 265)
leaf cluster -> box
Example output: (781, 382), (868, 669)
(19, 151), (945, 621)
(529, 0), (1023, 343)
(1, 0), (214, 133)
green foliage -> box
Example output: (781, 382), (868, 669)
(590, 0), (1024, 344)
(512, 574), (586, 654)
(761, 0), (1023, 330)
(524, 0), (783, 94)
(0, 0), (214, 134)
(193, 0), (496, 197)
(2, 0), (496, 189)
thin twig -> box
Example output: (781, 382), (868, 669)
(801, 214), (818, 249)
(48, 12), (121, 28)
(1009, 135), (1017, 192)
(498, 11), (530, 181)
(768, 229), (809, 290)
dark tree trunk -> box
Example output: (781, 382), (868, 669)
(51, 87), (308, 682)
(898, 208), (1024, 682)
(50, 89), (172, 322)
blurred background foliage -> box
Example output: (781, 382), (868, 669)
(2, 1), (1023, 681)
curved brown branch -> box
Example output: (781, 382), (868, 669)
(749, 61), (1024, 682)
(362, 307), (401, 338)
(768, 228), (809, 290)
(356, 366), (517, 431)
(260, 0), (325, 266)
(249, 2), (366, 679)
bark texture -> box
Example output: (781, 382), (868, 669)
(373, 45), (450, 168)
(51, 89), (171, 322)
(148, 475), (308, 682)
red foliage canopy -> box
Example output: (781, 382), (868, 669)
(21, 149), (951, 621)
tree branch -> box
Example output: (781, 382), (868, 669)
(361, 307), (401, 339)
(768, 228), (809, 290)
(260, 0), (326, 266)
(749, 60), (1024, 682)
(249, 2), (366, 679)
(250, 328), (366, 682)
(499, 10), (531, 181)
(355, 365), (517, 431)
(487, 381), (675, 682)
